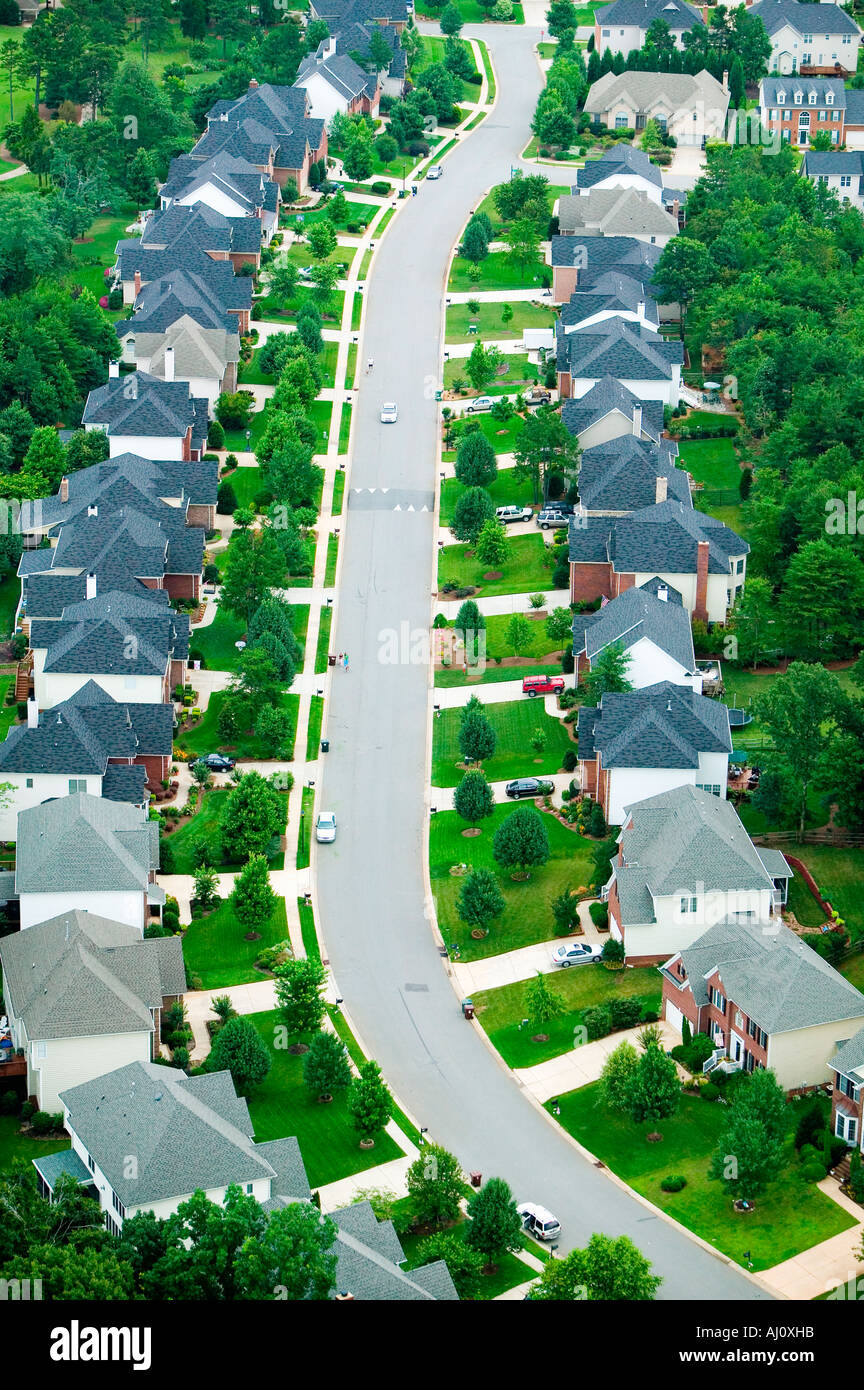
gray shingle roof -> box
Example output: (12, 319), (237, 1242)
(29, 590), (190, 676)
(32, 1149), (93, 1190)
(749, 0), (862, 38)
(296, 50), (376, 100)
(568, 499), (748, 572)
(573, 583), (695, 672)
(329, 1202), (458, 1301)
(612, 784), (781, 927)
(671, 918), (864, 1034)
(559, 270), (660, 330)
(16, 793), (158, 895)
(572, 145), (664, 192)
(201, 84), (325, 172)
(802, 150), (864, 178)
(846, 89), (864, 124)
(59, 1062), (310, 1207)
(831, 1026), (864, 1083)
(760, 75), (847, 107)
(551, 234), (663, 273)
(577, 433), (689, 511)
(559, 189), (679, 240)
(82, 371), (208, 448)
(101, 762), (149, 805)
(558, 318), (683, 382)
(161, 151), (280, 215)
(0, 909), (185, 1040)
(578, 679), (732, 769)
(561, 375), (666, 444)
(23, 456), (218, 536)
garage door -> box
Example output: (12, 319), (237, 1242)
(665, 1002), (684, 1036)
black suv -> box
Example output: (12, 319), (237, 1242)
(505, 777), (554, 799)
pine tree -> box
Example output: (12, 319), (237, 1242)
(348, 1060), (393, 1144)
(302, 1030), (352, 1099)
(465, 1176), (523, 1269)
(525, 972), (564, 1030)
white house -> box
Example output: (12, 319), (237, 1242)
(802, 149), (864, 212)
(573, 581), (703, 692)
(562, 379), (668, 450)
(557, 319), (683, 407)
(606, 784), (792, 963)
(571, 144), (666, 205)
(595, 0), (705, 54)
(293, 40), (380, 122)
(82, 368), (208, 462)
(0, 911), (185, 1112)
(577, 679), (733, 824)
(14, 793), (162, 932)
(749, 0), (863, 75)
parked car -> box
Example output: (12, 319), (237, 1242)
(315, 812), (337, 843)
(427, 165), (443, 180)
(496, 505), (533, 524)
(380, 402), (398, 423)
(551, 941), (603, 968)
(522, 675), (565, 697)
(543, 499), (574, 515)
(505, 777), (554, 800)
(465, 396), (493, 413)
(517, 1203), (561, 1242)
(196, 753), (236, 772)
(525, 386), (552, 404)
(536, 508), (568, 529)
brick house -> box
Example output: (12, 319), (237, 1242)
(758, 75), (847, 148)
(200, 81), (328, 196)
(661, 918), (864, 1090)
(294, 40), (381, 122)
(115, 205), (262, 302)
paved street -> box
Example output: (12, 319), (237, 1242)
(314, 24), (774, 1300)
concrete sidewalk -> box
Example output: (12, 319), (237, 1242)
(759, 1183), (864, 1300)
(431, 682), (567, 712)
(513, 1021), (680, 1103)
(430, 769), (575, 806)
(451, 906), (601, 994)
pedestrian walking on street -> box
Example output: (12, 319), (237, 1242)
(337, 652), (343, 667)
(343, 653), (349, 671)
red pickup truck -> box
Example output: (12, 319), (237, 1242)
(523, 675), (565, 697)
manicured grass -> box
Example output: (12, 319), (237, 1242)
(399, 1216), (535, 1298)
(297, 785), (315, 870)
(0, 1114), (69, 1174)
(418, 34), (480, 102)
(324, 533), (339, 586)
(175, 691), (299, 760)
(308, 399), (334, 450)
(435, 661), (562, 688)
(306, 696), (324, 763)
(315, 607), (333, 674)
(438, 532), (557, 597)
(786, 873), (827, 929)
(440, 466), (535, 524)
(0, 673), (16, 739)
(332, 469), (346, 516)
(550, 1084), (856, 1271)
(183, 897), (289, 990)
(224, 465), (265, 510)
(165, 788), (288, 876)
(299, 897), (321, 962)
(786, 845), (864, 942)
(351, 293), (363, 331)
(190, 601), (308, 673)
(338, 403), (352, 453)
(446, 353), (540, 396)
(448, 251), (547, 293)
(254, 288), (345, 326)
(443, 610), (564, 665)
(344, 344), (358, 390)
(478, 39), (496, 101)
(418, 0), (524, 21)
(0, 575), (19, 638)
(69, 204), (139, 301)
(244, 1009), (405, 1188)
(445, 300), (556, 344)
(431, 697), (573, 788)
(326, 1007), (422, 1149)
(678, 437), (742, 493)
(281, 242), (352, 275)
(841, 949), (864, 993)
(431, 805), (594, 960)
(474, 965), (662, 1069)
(442, 413), (527, 461)
(281, 198), (377, 234)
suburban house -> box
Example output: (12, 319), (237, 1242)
(845, 87), (864, 148)
(571, 144), (666, 203)
(661, 918), (864, 1090)
(830, 1028), (864, 1147)
(0, 911), (185, 1111)
(20, 454), (218, 550)
(329, 1202), (458, 1301)
(576, 433), (689, 514)
(568, 499), (749, 622)
(758, 75), (847, 146)
(558, 272), (660, 336)
(28, 589), (189, 711)
(308, 0), (410, 33)
(605, 784), (792, 963)
(117, 268), (250, 350)
(14, 793), (162, 932)
(557, 188), (679, 246)
(294, 39), (380, 121)
(115, 204), (262, 296)
(159, 151), (281, 240)
(556, 318), (683, 405)
(114, 237), (255, 326)
(595, 0), (705, 53)
(802, 149), (864, 210)
(81, 368), (209, 462)
(562, 377), (667, 448)
(584, 69), (730, 146)
(573, 581), (702, 694)
(328, 20), (408, 97)
(201, 80), (328, 194)
(0, 684), (173, 839)
(550, 231), (661, 304)
(748, 0), (863, 76)
(577, 679), (733, 823)
(116, 318), (240, 415)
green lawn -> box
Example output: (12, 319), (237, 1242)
(435, 661), (563, 689)
(332, 469), (346, 516)
(438, 532), (557, 596)
(446, 352), (540, 396)
(0, 674), (16, 740)
(245, 1010), (403, 1188)
(678, 438), (742, 493)
(399, 1215), (535, 1298)
(787, 845), (864, 941)
(442, 413), (527, 461)
(431, 698), (572, 787)
(417, 34), (481, 102)
(297, 785), (315, 870)
(69, 205), (139, 301)
(417, 0), (524, 21)
(478, 39), (496, 101)
(344, 345), (358, 391)
(0, 1114), (69, 1174)
(224, 465), (265, 510)
(164, 788), (288, 876)
(0, 574), (19, 638)
(439, 611), (564, 671)
(183, 897), (290, 990)
(841, 950), (864, 993)
(338, 403), (352, 454)
(190, 602), (308, 673)
(474, 965), (662, 1070)
(431, 805), (594, 960)
(306, 696), (324, 763)
(315, 606), (333, 674)
(351, 293), (363, 331)
(280, 198), (377, 234)
(445, 301), (556, 344)
(324, 533), (339, 586)
(175, 691), (299, 760)
(550, 1084), (856, 1271)
(254, 287), (345, 326)
(448, 251), (546, 293)
(441, 466), (535, 525)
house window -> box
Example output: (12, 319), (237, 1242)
(804, 33), (813, 43)
(35, 1040), (46, 1059)
(841, 175), (852, 187)
(697, 783), (722, 797)
(832, 109), (840, 121)
(802, 53), (811, 65)
(799, 112), (811, 128)
(87, 1154), (95, 1173)
(794, 91), (802, 105)
(808, 92), (817, 106)
(602, 27), (610, 35)
(735, 558), (744, 574)
(709, 986), (727, 1014)
(68, 778), (87, 794)
(777, 90), (786, 104)
(656, 114), (668, 133)
(838, 1073), (859, 1099)
(679, 896), (698, 914)
(614, 113), (629, 129)
(111, 1189), (126, 1218)
(246, 1182), (254, 1194)
(124, 676), (137, 690)
(826, 90), (835, 105)
(833, 129), (840, 143)
(25, 777), (33, 788)
(836, 1112), (858, 1143)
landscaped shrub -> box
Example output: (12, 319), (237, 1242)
(610, 997), (642, 1030)
(562, 749), (577, 771)
(700, 1082), (720, 1101)
(561, 647), (574, 673)
(848, 1149), (864, 1202)
(0, 1090), (19, 1116)
(20, 1101), (35, 1121)
(801, 1158), (827, 1183)
(217, 480), (238, 514)
(589, 900), (609, 930)
(660, 1175), (687, 1192)
(207, 420), (225, 450)
(670, 1031), (716, 1073)
(371, 181), (391, 195)
(582, 1004), (612, 1040)
(159, 839), (175, 875)
(30, 1111), (63, 1135)
(203, 563), (220, 585)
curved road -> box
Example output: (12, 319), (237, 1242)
(316, 24), (772, 1301)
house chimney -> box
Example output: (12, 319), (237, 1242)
(60, 476), (69, 503)
(108, 360), (120, 379)
(722, 69), (729, 93)
(658, 584), (668, 602)
(134, 269), (142, 296)
(27, 698), (38, 730)
(631, 404), (643, 437)
(637, 299), (646, 319)
(694, 539), (710, 623)
(655, 475), (668, 504)
(164, 345), (175, 383)
(86, 572), (97, 601)
(334, 1291), (354, 1301)
(672, 198), (680, 223)
(248, 78), (259, 89)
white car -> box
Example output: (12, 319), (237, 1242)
(427, 165), (443, 180)
(550, 941), (602, 968)
(496, 505), (533, 524)
(517, 1203), (561, 1242)
(315, 811), (337, 843)
(465, 396), (493, 413)
(380, 402), (398, 423)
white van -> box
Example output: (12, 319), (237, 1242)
(517, 1202), (561, 1242)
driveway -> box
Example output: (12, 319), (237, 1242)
(314, 22), (772, 1301)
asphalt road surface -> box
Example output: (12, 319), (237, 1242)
(315, 23), (773, 1301)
